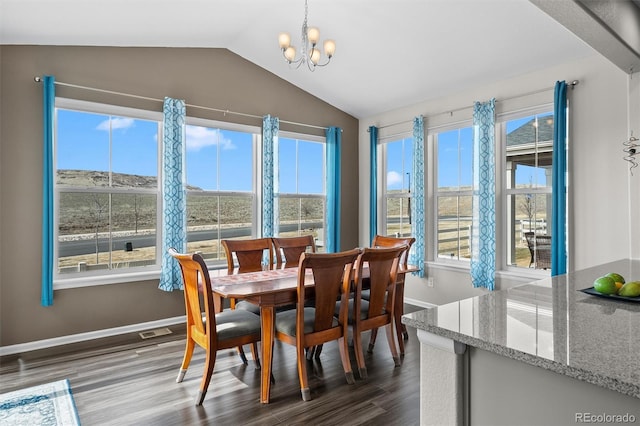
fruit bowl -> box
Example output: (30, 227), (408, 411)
(580, 287), (640, 303)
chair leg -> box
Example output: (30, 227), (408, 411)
(338, 336), (355, 385)
(195, 349), (217, 406)
(395, 316), (406, 356)
(177, 339), (195, 383)
(352, 327), (367, 380)
(368, 328), (378, 353)
(250, 342), (261, 370)
(237, 345), (248, 365)
(402, 324), (409, 340)
(314, 344), (323, 359)
(385, 323), (401, 367)
(297, 344), (311, 401)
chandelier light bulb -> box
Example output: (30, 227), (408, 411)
(323, 39), (336, 58)
(309, 48), (321, 65)
(307, 27), (320, 45)
(278, 32), (291, 49)
(284, 46), (297, 62)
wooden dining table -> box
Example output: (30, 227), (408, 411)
(208, 263), (417, 404)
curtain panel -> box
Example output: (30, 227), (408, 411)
(552, 81), (568, 276)
(158, 97), (187, 291)
(262, 115), (279, 238)
(470, 99), (496, 290)
(326, 127), (342, 253)
(410, 117), (425, 277)
(41, 75), (55, 306)
(369, 126), (378, 244)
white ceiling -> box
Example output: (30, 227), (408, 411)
(0, 0), (597, 119)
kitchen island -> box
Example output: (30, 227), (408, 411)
(403, 259), (640, 425)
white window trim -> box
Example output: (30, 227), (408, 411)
(378, 134), (413, 238)
(53, 99), (164, 289)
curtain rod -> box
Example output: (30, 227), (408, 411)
(33, 76), (330, 131)
(369, 80), (579, 132)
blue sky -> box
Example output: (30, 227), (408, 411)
(57, 109), (548, 192)
(56, 109), (324, 193)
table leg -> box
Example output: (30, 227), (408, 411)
(260, 305), (275, 404)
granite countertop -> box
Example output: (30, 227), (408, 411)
(402, 259), (640, 399)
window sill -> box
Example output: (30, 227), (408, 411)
(54, 269), (162, 290)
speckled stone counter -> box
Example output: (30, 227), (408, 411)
(403, 259), (640, 425)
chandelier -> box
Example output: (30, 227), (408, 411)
(278, 0), (336, 71)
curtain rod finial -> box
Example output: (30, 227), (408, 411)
(34, 76), (41, 82)
(570, 80), (579, 88)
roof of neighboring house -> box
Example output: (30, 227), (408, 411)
(506, 116), (554, 147)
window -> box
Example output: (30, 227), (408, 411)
(502, 110), (553, 272)
(278, 134), (326, 251)
(435, 126), (473, 261)
(184, 120), (259, 263)
(54, 100), (323, 282)
(380, 137), (413, 238)
(55, 100), (161, 277)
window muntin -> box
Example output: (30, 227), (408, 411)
(278, 136), (326, 250)
(185, 123), (258, 263)
(382, 137), (413, 239)
(55, 103), (161, 276)
(435, 126), (473, 261)
(503, 111), (553, 272)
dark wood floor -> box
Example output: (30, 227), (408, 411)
(0, 305), (423, 426)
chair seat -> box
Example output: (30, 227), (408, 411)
(361, 289), (370, 300)
(236, 300), (261, 315)
(275, 307), (338, 336)
(214, 309), (262, 340)
(335, 299), (370, 323)
(237, 300), (295, 315)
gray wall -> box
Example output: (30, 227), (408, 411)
(0, 45), (358, 347)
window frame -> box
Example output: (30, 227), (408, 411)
(277, 130), (327, 248)
(430, 120), (474, 266)
(497, 103), (554, 276)
(53, 98), (164, 289)
(378, 134), (413, 241)
(184, 116), (261, 269)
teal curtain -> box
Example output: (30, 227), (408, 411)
(369, 126), (378, 243)
(410, 117), (425, 277)
(159, 97), (187, 291)
(326, 127), (341, 253)
(552, 81), (568, 276)
(470, 99), (496, 290)
(41, 75), (55, 306)
(262, 115), (279, 237)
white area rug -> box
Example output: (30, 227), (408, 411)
(0, 379), (80, 425)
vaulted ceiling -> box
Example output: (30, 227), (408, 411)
(2, 0), (636, 119)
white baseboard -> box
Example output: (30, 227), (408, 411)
(0, 316), (186, 357)
(405, 297), (437, 309)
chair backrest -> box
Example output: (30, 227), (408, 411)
(272, 235), (316, 268)
(371, 234), (416, 268)
(168, 248), (215, 343)
(221, 238), (274, 274)
(355, 246), (406, 320)
(297, 248), (361, 334)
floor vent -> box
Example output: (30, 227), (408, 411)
(139, 327), (173, 340)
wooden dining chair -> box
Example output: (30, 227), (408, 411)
(272, 234), (316, 268)
(221, 238), (274, 315)
(367, 234), (415, 354)
(346, 245), (406, 379)
(168, 248), (262, 405)
(221, 237), (274, 274)
(274, 248), (361, 401)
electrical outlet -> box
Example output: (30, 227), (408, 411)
(427, 277), (434, 288)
